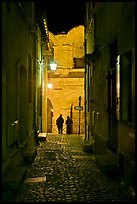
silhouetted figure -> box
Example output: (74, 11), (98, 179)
(66, 116), (73, 134)
(56, 114), (64, 134)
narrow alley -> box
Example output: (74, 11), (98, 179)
(2, 2), (135, 202)
(14, 134), (132, 202)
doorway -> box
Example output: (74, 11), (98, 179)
(47, 98), (53, 133)
(19, 66), (27, 143)
(107, 40), (118, 153)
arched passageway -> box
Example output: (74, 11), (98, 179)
(47, 98), (53, 133)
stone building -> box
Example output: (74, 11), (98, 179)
(2, 2), (49, 196)
(43, 26), (85, 134)
(85, 2), (135, 197)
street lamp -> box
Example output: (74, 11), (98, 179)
(49, 60), (57, 71)
(47, 82), (53, 89)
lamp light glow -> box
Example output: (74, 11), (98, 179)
(47, 83), (53, 89)
(50, 62), (57, 71)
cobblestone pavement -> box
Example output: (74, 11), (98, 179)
(15, 134), (132, 202)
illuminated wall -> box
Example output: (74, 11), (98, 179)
(44, 26), (85, 134)
(50, 26), (84, 69)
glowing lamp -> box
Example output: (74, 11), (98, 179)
(49, 60), (57, 71)
(49, 63), (57, 71)
(47, 83), (53, 89)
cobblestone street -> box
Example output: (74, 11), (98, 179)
(15, 134), (132, 202)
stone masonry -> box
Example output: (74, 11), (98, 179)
(15, 134), (133, 202)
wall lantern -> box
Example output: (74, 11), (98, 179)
(49, 59), (57, 71)
(47, 82), (53, 89)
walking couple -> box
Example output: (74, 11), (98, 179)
(56, 114), (73, 134)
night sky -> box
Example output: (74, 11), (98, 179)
(36, 1), (85, 34)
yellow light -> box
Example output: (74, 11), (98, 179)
(47, 83), (53, 89)
(50, 62), (57, 71)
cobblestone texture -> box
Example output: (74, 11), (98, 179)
(15, 134), (132, 202)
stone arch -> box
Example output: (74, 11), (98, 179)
(65, 25), (84, 45)
(16, 62), (27, 144)
(65, 25), (84, 58)
(19, 65), (27, 142)
(47, 98), (53, 133)
(28, 54), (32, 103)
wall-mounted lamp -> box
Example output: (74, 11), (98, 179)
(47, 82), (53, 89)
(49, 59), (57, 71)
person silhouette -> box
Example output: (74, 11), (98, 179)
(66, 116), (73, 134)
(56, 114), (64, 134)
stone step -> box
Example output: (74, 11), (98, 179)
(38, 132), (47, 141)
(95, 154), (119, 179)
(82, 139), (94, 153)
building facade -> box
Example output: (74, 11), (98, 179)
(85, 2), (135, 195)
(43, 26), (85, 134)
(2, 2), (49, 192)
